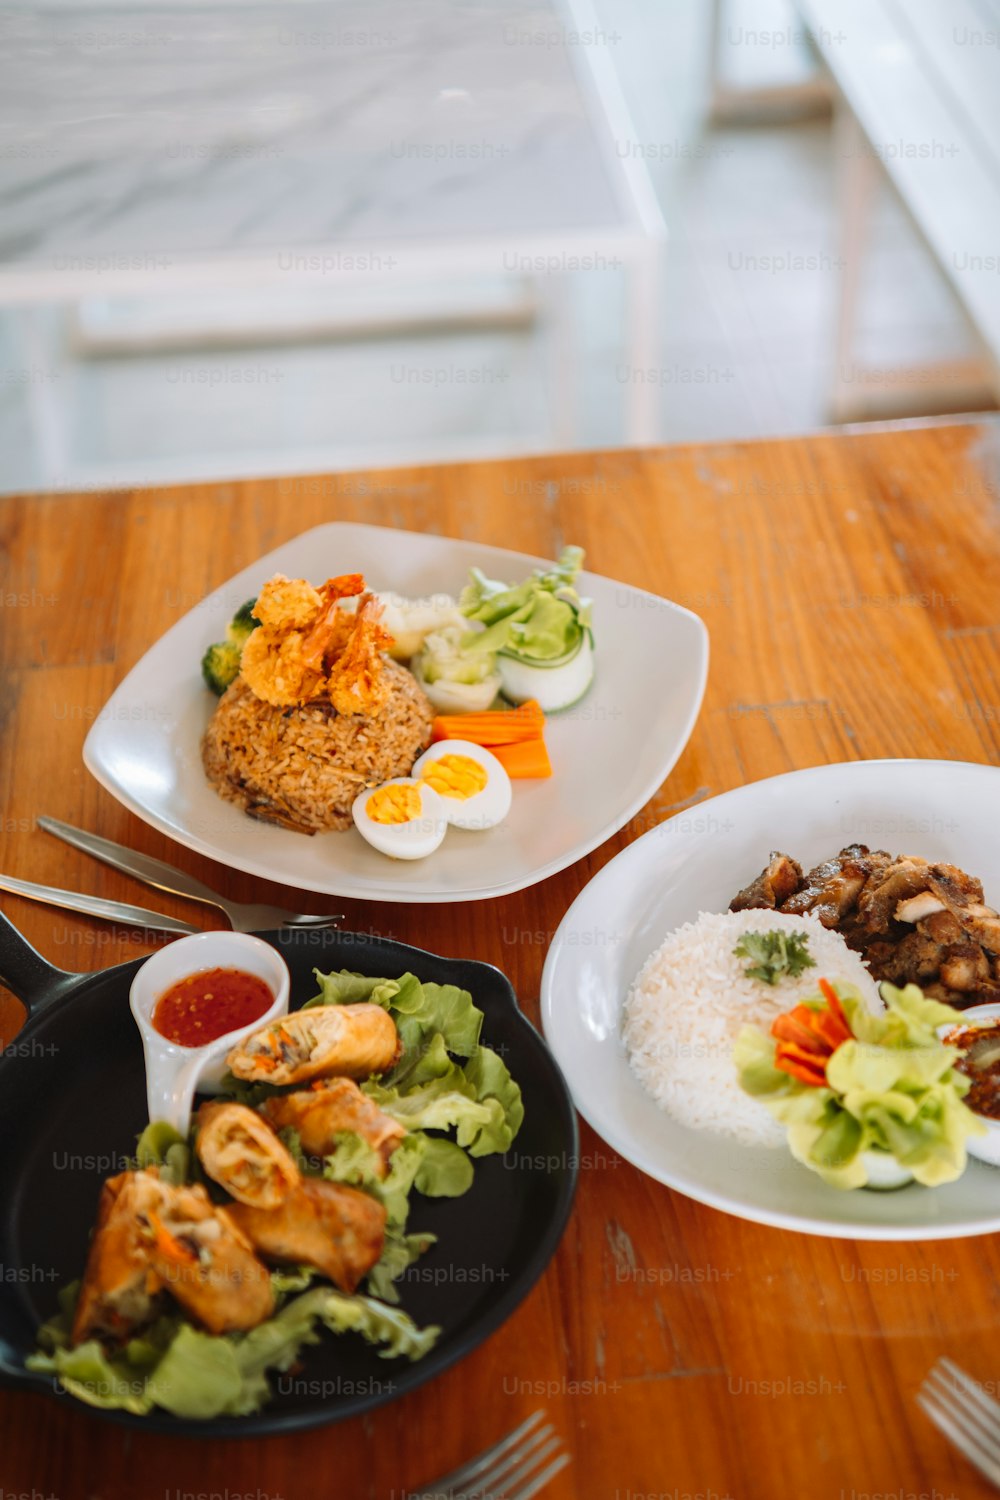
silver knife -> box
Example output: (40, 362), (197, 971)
(37, 815), (234, 912)
(0, 873), (200, 934)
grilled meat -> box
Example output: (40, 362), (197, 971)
(730, 852), (804, 912)
(728, 844), (1000, 1014)
(855, 857), (932, 933)
(894, 891), (946, 924)
(780, 844), (886, 928)
(938, 942), (991, 993)
(927, 867), (1000, 952)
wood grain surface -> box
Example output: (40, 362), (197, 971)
(1, 418), (999, 1500)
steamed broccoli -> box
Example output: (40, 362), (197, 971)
(200, 597), (260, 695)
(201, 640), (242, 696)
(228, 597), (260, 647)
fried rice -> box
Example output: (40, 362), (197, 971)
(202, 660), (434, 834)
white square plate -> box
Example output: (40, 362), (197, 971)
(84, 523), (708, 902)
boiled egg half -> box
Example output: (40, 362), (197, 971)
(351, 778), (447, 860)
(412, 740), (512, 831)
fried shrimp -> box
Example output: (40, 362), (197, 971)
(327, 593), (395, 716)
(240, 572), (393, 712)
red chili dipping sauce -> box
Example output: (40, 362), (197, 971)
(152, 967), (273, 1047)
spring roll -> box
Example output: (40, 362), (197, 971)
(226, 1178), (386, 1294)
(144, 1180), (275, 1335)
(262, 1078), (406, 1176)
(195, 1101), (300, 1208)
(72, 1171), (167, 1346)
(226, 1003), (400, 1086)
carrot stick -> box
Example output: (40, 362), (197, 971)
(491, 738), (553, 779)
(431, 700), (545, 746)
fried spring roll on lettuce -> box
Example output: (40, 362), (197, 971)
(226, 1003), (400, 1086)
(144, 1180), (275, 1335)
(72, 1171), (167, 1346)
(226, 1179), (386, 1294)
(195, 1101), (300, 1208)
(262, 1078), (406, 1175)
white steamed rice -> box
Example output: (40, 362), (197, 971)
(622, 909), (882, 1147)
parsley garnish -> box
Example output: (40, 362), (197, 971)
(733, 929), (815, 986)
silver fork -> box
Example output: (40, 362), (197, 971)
(405, 1410), (570, 1500)
(917, 1357), (1000, 1489)
(38, 816), (343, 934)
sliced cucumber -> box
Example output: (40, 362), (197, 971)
(410, 655), (502, 713)
(498, 633), (594, 712)
(860, 1150), (914, 1191)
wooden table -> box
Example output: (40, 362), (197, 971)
(2, 417), (1000, 1499)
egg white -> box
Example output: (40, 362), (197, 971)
(352, 778), (447, 860)
(412, 740), (512, 831)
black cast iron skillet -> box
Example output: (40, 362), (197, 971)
(0, 913), (578, 1437)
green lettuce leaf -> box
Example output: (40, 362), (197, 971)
(364, 1078), (506, 1157)
(322, 1130), (426, 1227)
(27, 1340), (155, 1415)
(314, 1289), (441, 1361)
(304, 970), (402, 1010)
(459, 546), (591, 662)
(366, 1229), (437, 1304)
(388, 980), (483, 1061)
(133, 1121), (191, 1186)
(29, 1283), (440, 1418)
(321, 1130), (387, 1189)
(414, 1136), (475, 1197)
(145, 1326), (246, 1418)
(735, 982), (985, 1189)
(463, 1044), (525, 1144)
(364, 1029), (522, 1158)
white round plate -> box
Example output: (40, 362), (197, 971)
(540, 759), (1000, 1240)
(83, 523), (708, 902)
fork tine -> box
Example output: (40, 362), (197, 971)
(923, 1369), (1000, 1466)
(936, 1357), (1000, 1427)
(924, 1381), (1000, 1467)
(917, 1391), (1000, 1487)
(405, 1411), (546, 1499)
(468, 1433), (563, 1498)
(918, 1368), (1000, 1489)
(507, 1450), (571, 1500)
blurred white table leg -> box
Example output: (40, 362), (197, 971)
(708, 0), (831, 124)
(829, 102), (993, 422)
(623, 241), (662, 446)
(543, 273), (578, 451)
(829, 104), (879, 423)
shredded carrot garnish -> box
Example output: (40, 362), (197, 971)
(771, 977), (855, 1086)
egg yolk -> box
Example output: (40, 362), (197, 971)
(367, 783), (423, 824)
(420, 754), (488, 800)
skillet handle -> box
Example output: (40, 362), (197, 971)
(0, 909), (74, 1016)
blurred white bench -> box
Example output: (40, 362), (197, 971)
(797, 0), (1000, 420)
